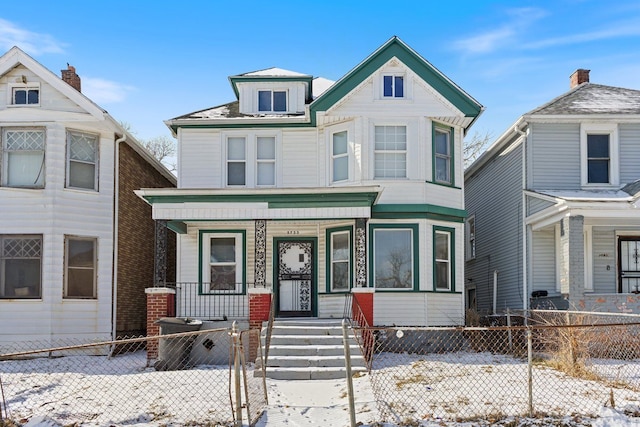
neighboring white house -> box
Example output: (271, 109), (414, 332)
(465, 69), (640, 315)
(0, 47), (176, 347)
(137, 37), (483, 326)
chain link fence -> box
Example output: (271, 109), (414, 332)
(356, 311), (640, 425)
(0, 324), (266, 426)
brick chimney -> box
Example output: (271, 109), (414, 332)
(570, 69), (590, 89)
(61, 64), (81, 92)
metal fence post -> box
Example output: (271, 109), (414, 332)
(232, 321), (242, 427)
(527, 326), (533, 416)
(342, 319), (356, 427)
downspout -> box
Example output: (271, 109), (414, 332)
(515, 123), (527, 311)
(111, 133), (126, 341)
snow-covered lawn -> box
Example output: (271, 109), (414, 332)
(2, 350), (640, 426)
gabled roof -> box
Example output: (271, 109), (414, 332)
(229, 67), (314, 101)
(0, 46), (176, 184)
(527, 83), (640, 116)
(310, 36), (483, 124)
(167, 36), (482, 133)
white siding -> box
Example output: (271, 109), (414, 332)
(178, 128), (221, 188)
(280, 129), (318, 187)
(426, 292), (464, 325)
(374, 293), (427, 326)
(0, 117), (116, 344)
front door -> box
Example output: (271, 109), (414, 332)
(619, 237), (640, 293)
(276, 239), (315, 317)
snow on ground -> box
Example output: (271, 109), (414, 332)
(2, 350), (640, 426)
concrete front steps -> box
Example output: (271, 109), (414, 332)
(258, 319), (368, 380)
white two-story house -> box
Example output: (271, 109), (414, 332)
(137, 37), (482, 326)
(465, 69), (640, 315)
(0, 47), (176, 348)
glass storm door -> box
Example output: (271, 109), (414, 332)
(277, 240), (314, 317)
(619, 237), (640, 293)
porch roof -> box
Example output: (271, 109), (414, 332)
(135, 187), (382, 231)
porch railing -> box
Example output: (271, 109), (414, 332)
(342, 292), (375, 369)
(161, 282), (267, 320)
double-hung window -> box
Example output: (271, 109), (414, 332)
(258, 90), (287, 112)
(434, 125), (453, 185)
(383, 75), (404, 98)
(327, 228), (352, 292)
(2, 128), (45, 188)
(374, 125), (407, 179)
(580, 124), (618, 187)
(64, 236), (97, 298)
(586, 134), (610, 184)
(0, 235), (42, 299)
(67, 130), (98, 190)
(227, 137), (246, 186)
(332, 131), (349, 182)
(201, 231), (245, 293)
(434, 227), (454, 291)
(256, 136), (275, 186)
(371, 225), (418, 290)
(226, 135), (277, 187)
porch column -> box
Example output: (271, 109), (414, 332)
(154, 220), (168, 286)
(255, 219), (267, 288)
(559, 215), (585, 306)
(145, 287), (176, 361)
(248, 288), (272, 360)
(355, 218), (368, 288)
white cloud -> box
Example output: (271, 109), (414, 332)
(82, 77), (136, 104)
(524, 20), (640, 49)
(0, 18), (66, 54)
(452, 7), (547, 55)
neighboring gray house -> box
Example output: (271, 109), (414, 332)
(465, 69), (640, 315)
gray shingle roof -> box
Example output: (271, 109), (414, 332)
(527, 83), (640, 116)
(622, 179), (640, 197)
(171, 101), (305, 120)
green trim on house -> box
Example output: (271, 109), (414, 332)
(432, 225), (456, 293)
(198, 229), (247, 295)
(142, 191), (379, 208)
(372, 204), (467, 222)
(229, 75), (314, 101)
(167, 221), (188, 234)
(272, 237), (318, 317)
(369, 223), (420, 291)
(325, 225), (354, 294)
(310, 37), (482, 121)
(432, 123), (455, 187)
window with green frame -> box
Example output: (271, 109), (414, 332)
(370, 224), (419, 290)
(433, 124), (454, 185)
(199, 230), (246, 294)
(433, 226), (455, 291)
(326, 226), (353, 292)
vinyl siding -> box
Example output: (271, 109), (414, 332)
(592, 227), (616, 294)
(530, 123), (580, 189)
(531, 228), (557, 295)
(619, 124), (640, 186)
(281, 129), (318, 187)
(465, 139), (524, 314)
(527, 196), (555, 216)
(178, 128), (221, 188)
(374, 293), (427, 326)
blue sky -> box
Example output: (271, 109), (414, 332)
(1, 0), (640, 142)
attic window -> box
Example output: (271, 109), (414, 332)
(383, 75), (403, 98)
(258, 90), (287, 112)
(9, 83), (40, 106)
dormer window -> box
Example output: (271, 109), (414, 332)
(9, 82), (40, 106)
(383, 75), (404, 98)
(258, 90), (287, 112)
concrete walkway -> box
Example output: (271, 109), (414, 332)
(253, 373), (377, 426)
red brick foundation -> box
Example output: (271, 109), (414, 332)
(145, 287), (176, 360)
(248, 290), (272, 360)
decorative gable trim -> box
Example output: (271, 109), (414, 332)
(310, 37), (483, 124)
